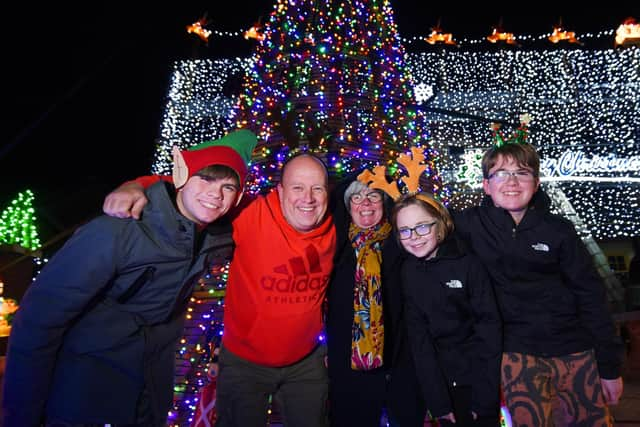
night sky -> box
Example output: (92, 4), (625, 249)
(3, 3), (637, 252)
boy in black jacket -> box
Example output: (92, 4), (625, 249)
(455, 136), (623, 426)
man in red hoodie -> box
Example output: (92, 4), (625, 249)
(103, 153), (336, 427)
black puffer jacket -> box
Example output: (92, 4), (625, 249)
(454, 189), (623, 379)
(401, 236), (502, 418)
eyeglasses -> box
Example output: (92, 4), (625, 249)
(488, 170), (536, 183)
(397, 222), (437, 240)
(350, 192), (383, 204)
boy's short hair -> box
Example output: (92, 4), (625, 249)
(391, 192), (455, 240)
(481, 143), (540, 178)
(195, 164), (241, 188)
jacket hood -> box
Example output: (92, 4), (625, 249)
(144, 182), (232, 247)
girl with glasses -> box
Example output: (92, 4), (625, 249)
(391, 192), (502, 427)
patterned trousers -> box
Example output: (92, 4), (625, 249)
(501, 350), (612, 427)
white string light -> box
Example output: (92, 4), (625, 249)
(155, 48), (639, 240)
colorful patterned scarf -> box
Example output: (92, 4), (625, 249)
(349, 220), (391, 370)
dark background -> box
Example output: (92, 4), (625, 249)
(2, 3), (638, 252)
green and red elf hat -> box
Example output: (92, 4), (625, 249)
(172, 129), (258, 204)
(491, 113), (531, 147)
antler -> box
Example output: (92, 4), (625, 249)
(398, 147), (426, 194)
(358, 166), (401, 200)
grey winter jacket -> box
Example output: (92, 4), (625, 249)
(2, 182), (234, 427)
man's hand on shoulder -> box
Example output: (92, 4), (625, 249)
(103, 182), (147, 220)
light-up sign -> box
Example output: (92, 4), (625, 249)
(541, 149), (640, 178)
(454, 148), (640, 186)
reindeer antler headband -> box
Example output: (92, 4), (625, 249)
(357, 146), (426, 201)
(357, 147), (452, 232)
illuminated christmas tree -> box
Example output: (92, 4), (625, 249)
(234, 0), (442, 194)
(0, 190), (41, 252)
(169, 263), (229, 426)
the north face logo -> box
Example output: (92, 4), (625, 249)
(531, 243), (550, 252)
(445, 279), (463, 289)
(261, 244), (329, 293)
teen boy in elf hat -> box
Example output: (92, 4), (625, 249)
(2, 129), (258, 427)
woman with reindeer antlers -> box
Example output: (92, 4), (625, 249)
(325, 156), (426, 426)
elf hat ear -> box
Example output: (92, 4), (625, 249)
(234, 186), (246, 206)
(172, 146), (188, 189)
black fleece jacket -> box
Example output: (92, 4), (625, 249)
(401, 236), (502, 418)
(454, 189), (623, 379)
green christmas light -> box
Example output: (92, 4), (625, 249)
(0, 190), (41, 251)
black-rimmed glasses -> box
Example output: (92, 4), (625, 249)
(350, 192), (383, 204)
(397, 222), (437, 240)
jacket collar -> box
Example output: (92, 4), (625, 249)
(143, 182), (233, 252)
(408, 233), (468, 264)
(480, 188), (551, 230)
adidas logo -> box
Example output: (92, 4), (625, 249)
(261, 244), (329, 293)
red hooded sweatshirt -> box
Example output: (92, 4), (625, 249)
(223, 190), (336, 366)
